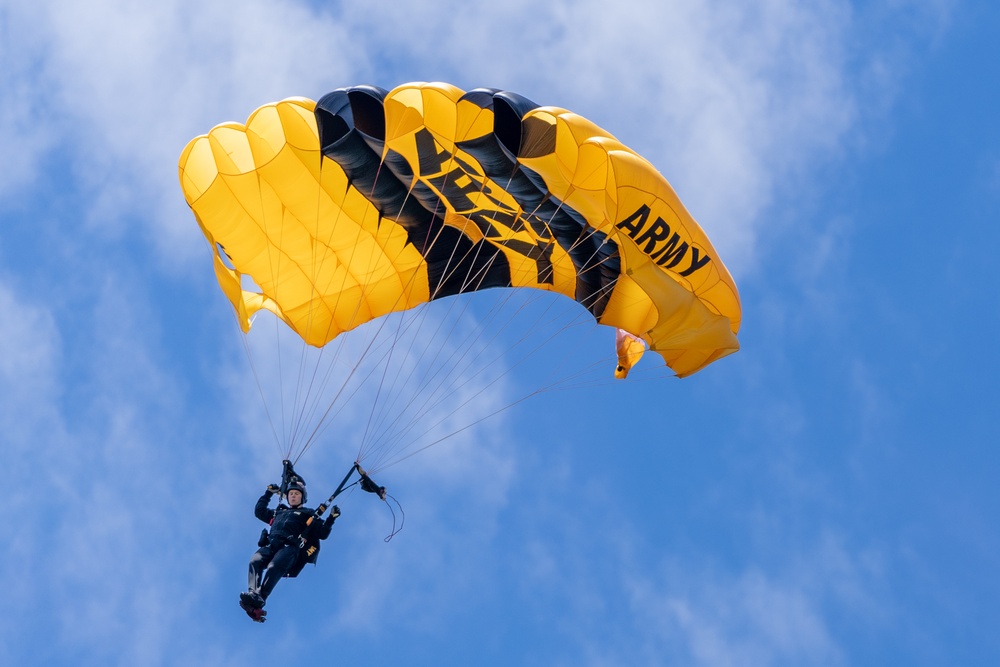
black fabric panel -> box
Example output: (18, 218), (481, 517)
(316, 86), (388, 155)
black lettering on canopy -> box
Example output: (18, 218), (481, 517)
(682, 247), (711, 277)
(415, 128), (454, 176)
(652, 233), (689, 269)
(457, 130), (620, 318)
(465, 207), (518, 238)
(454, 87), (623, 318)
(315, 90), (513, 299)
(635, 215), (672, 254)
(615, 204), (713, 277)
(427, 167), (488, 215)
(411, 128), (558, 290)
(616, 204), (650, 237)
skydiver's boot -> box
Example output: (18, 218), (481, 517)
(239, 592), (267, 622)
(239, 574), (277, 622)
(243, 605), (267, 623)
(240, 591), (265, 609)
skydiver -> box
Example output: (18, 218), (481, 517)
(239, 473), (340, 622)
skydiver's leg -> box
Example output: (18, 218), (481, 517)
(258, 544), (300, 602)
(248, 546), (273, 596)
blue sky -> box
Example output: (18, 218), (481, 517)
(2, 0), (998, 665)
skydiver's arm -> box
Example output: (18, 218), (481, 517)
(315, 522), (332, 541)
(255, 489), (276, 523)
(316, 505), (340, 540)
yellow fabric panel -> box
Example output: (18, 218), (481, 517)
(179, 98), (429, 346)
(601, 274), (658, 336)
(626, 255), (739, 377)
(456, 97), (497, 144)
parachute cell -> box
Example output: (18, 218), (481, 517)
(179, 82), (741, 378)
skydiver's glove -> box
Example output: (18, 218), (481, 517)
(266, 484), (280, 495)
(324, 505), (340, 528)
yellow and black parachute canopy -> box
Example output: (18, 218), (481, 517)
(179, 82), (741, 377)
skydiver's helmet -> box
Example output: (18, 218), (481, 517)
(286, 478), (307, 505)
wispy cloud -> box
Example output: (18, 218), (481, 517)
(4, 0), (922, 278)
(513, 514), (885, 666)
(0, 270), (245, 661)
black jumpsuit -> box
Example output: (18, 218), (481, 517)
(248, 490), (333, 601)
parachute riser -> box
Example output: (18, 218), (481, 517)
(299, 461), (381, 528)
(295, 462), (360, 553)
(278, 459), (306, 506)
(313, 462), (362, 519)
(296, 462), (396, 546)
(309, 462), (386, 520)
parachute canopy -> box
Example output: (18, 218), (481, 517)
(179, 82), (741, 377)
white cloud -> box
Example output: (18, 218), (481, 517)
(3, 0), (365, 267)
(644, 535), (887, 667)
(523, 521), (882, 666)
(0, 17), (55, 200)
(0, 280), (66, 656)
(0, 268), (252, 662)
(634, 568), (843, 667)
(4, 0), (923, 283)
(0, 279), (62, 438)
(331, 0), (862, 276)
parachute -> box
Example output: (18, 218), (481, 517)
(179, 82), (741, 465)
